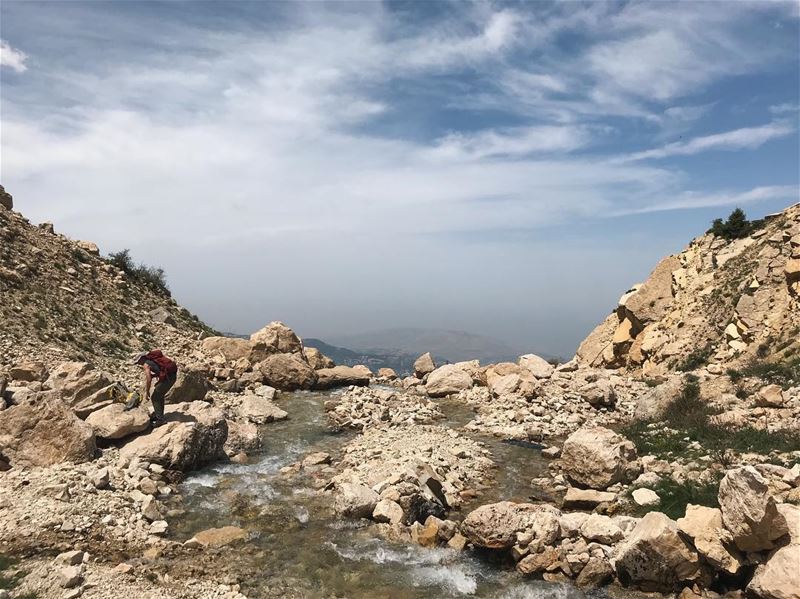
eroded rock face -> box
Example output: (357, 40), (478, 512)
(613, 512), (699, 590)
(84, 404), (150, 440)
(8, 361), (47, 382)
(258, 353), (316, 390)
(461, 501), (560, 549)
(314, 366), (371, 390)
(718, 466), (789, 552)
(0, 397), (96, 467)
(425, 364), (474, 397)
(44, 362), (113, 413)
(0, 185), (12, 210)
(250, 321), (303, 354)
(621, 256), (680, 332)
(119, 401), (227, 471)
(560, 427), (640, 490)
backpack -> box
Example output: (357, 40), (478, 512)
(144, 350), (178, 381)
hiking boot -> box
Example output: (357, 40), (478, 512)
(149, 414), (165, 427)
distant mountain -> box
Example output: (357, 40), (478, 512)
(303, 338), (419, 375)
(326, 328), (524, 365)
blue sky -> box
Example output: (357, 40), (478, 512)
(1, 1), (798, 357)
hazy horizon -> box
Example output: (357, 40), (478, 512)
(2, 1), (798, 358)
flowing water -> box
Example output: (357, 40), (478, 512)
(171, 391), (598, 599)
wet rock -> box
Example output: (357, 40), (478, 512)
(560, 426), (640, 490)
(0, 396), (96, 467)
(85, 404), (150, 440)
(613, 512), (699, 590)
(185, 526), (248, 548)
(718, 466), (789, 552)
(461, 501), (560, 550)
(303, 452), (331, 467)
(517, 547), (561, 575)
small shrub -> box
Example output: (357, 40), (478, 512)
(633, 477), (721, 520)
(726, 368), (743, 383)
(674, 345), (713, 372)
(740, 358), (800, 390)
(107, 249), (171, 297)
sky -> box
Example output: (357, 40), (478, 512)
(1, 0), (799, 358)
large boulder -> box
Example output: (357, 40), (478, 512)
(461, 501), (560, 549)
(485, 363), (539, 398)
(8, 361), (47, 383)
(303, 347), (335, 370)
(613, 512), (699, 590)
(334, 483), (380, 519)
(201, 336), (254, 362)
(258, 353), (316, 390)
(518, 354), (554, 379)
(560, 427), (640, 489)
(576, 313), (618, 367)
(425, 364), (474, 397)
(0, 397), (96, 467)
(414, 352), (436, 378)
(250, 321), (303, 354)
(239, 395), (288, 424)
(119, 401), (227, 471)
(85, 404), (150, 440)
(45, 362), (113, 411)
(164, 368), (209, 403)
(748, 544), (800, 599)
(718, 466), (789, 552)
(314, 366), (371, 390)
(677, 504), (742, 574)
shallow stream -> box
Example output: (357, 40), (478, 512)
(172, 391), (595, 598)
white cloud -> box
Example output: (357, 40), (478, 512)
(621, 185), (799, 214)
(0, 40), (27, 72)
(770, 102), (800, 114)
(622, 122), (795, 161)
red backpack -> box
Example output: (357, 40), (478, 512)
(144, 350), (178, 381)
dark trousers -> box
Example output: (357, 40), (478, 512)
(151, 372), (177, 419)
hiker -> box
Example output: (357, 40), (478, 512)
(125, 350), (178, 424)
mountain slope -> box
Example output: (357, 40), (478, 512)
(327, 327), (524, 364)
(577, 203), (800, 374)
(0, 197), (216, 372)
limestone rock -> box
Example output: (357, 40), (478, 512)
(373, 499), (404, 524)
(8, 361), (47, 382)
(240, 395), (287, 424)
(425, 364), (474, 397)
(518, 354), (554, 379)
(250, 321), (303, 354)
(85, 404), (150, 440)
(632, 488), (660, 507)
(334, 483), (380, 519)
(461, 501), (560, 549)
(580, 514), (624, 544)
(748, 544), (800, 599)
(258, 353), (316, 390)
(576, 313), (618, 367)
(119, 401), (228, 471)
(622, 256), (680, 330)
(201, 336), (255, 362)
(562, 488), (616, 509)
(613, 512), (699, 589)
(414, 352), (436, 378)
(149, 306), (176, 326)
(377, 368), (397, 379)
(45, 361), (113, 411)
(303, 347), (335, 370)
(718, 466), (789, 552)
(677, 504), (742, 575)
(576, 556), (614, 588)
(560, 427), (640, 490)
(314, 366), (371, 389)
(0, 396), (96, 467)
(185, 526), (247, 548)
(0, 184), (12, 210)
(755, 384), (785, 408)
(164, 368), (209, 404)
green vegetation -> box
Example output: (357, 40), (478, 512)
(107, 249), (171, 297)
(730, 358), (800, 390)
(622, 375), (800, 459)
(632, 477), (721, 520)
(674, 344), (714, 372)
(708, 207), (764, 241)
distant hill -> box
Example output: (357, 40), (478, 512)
(326, 328), (524, 365)
(303, 338), (420, 375)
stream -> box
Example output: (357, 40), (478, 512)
(171, 390), (602, 598)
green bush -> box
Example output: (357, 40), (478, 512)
(674, 345), (713, 372)
(107, 249), (171, 297)
(632, 477), (721, 520)
(740, 358), (800, 390)
(708, 208), (764, 240)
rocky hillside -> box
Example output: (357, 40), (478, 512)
(577, 203), (800, 374)
(0, 187), (216, 373)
